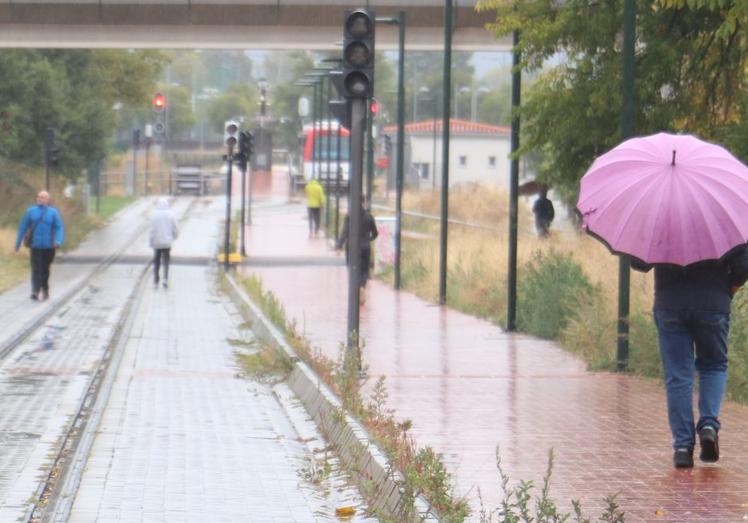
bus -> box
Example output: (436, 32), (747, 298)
(291, 120), (350, 194)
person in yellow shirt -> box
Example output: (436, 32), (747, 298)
(305, 177), (325, 238)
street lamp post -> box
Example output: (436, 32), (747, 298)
(378, 11), (407, 289)
(439, 0), (453, 305)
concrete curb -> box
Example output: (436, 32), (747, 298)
(224, 273), (439, 522)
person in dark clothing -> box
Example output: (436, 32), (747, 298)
(14, 190), (65, 301)
(632, 245), (748, 468)
(336, 195), (379, 303)
(532, 189), (555, 237)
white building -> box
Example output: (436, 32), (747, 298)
(384, 119), (512, 189)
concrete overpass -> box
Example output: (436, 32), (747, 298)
(0, 0), (509, 50)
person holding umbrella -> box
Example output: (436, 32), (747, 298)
(577, 133), (748, 469)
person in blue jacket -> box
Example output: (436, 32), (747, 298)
(15, 190), (65, 301)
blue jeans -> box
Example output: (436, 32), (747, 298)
(654, 309), (729, 450)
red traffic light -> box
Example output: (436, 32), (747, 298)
(370, 100), (379, 114)
(152, 93), (166, 111)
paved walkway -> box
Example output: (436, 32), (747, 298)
(0, 196), (371, 522)
(241, 175), (748, 522)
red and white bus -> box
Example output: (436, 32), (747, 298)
(292, 120), (350, 193)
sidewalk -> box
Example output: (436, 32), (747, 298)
(242, 192), (748, 521)
(68, 197), (373, 522)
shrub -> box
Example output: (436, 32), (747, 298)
(518, 249), (599, 339)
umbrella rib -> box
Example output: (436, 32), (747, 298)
(579, 165), (661, 213)
(681, 169), (748, 241)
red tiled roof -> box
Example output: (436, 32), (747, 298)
(383, 119), (511, 136)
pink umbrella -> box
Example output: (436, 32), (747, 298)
(577, 132), (748, 266)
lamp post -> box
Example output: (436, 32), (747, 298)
(617, 0), (636, 370)
(439, 0), (453, 305)
(377, 11), (407, 289)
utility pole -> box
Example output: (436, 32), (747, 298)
(507, 30), (521, 331)
(617, 0), (636, 370)
(438, 0), (453, 305)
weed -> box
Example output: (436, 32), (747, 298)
(235, 340), (293, 382)
(478, 447), (625, 523)
(517, 249), (598, 339)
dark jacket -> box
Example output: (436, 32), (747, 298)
(533, 197), (555, 222)
(15, 204), (64, 250)
(631, 245), (748, 312)
(337, 210), (378, 251)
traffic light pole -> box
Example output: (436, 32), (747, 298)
(347, 97), (366, 366)
(335, 124), (342, 241)
(366, 101), (374, 210)
(326, 79), (333, 235)
(240, 162), (247, 256)
(224, 143), (234, 272)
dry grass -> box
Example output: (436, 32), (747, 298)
(0, 228), (29, 293)
(396, 185), (654, 319)
(389, 184), (659, 375)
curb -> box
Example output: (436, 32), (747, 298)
(224, 273), (439, 522)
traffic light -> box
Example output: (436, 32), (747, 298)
(45, 128), (60, 167)
(383, 134), (392, 155)
(370, 99), (379, 115)
(224, 120), (240, 149)
(342, 9), (375, 99)
(237, 131), (254, 171)
(152, 93), (166, 112)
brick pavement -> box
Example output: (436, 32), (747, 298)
(241, 193), (748, 522)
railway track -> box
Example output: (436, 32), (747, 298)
(0, 197), (198, 523)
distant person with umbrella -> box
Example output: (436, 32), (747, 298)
(578, 133), (748, 469)
(532, 188), (555, 237)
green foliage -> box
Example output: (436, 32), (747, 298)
(518, 249), (598, 339)
(477, 0), (748, 204)
(727, 290), (748, 403)
(206, 83), (259, 134)
(0, 50), (165, 179)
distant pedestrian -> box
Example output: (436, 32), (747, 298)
(337, 195), (378, 304)
(150, 198), (178, 289)
(532, 189), (555, 237)
(305, 178), (325, 238)
(15, 190), (64, 301)
(633, 246), (748, 468)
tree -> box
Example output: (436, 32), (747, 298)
(0, 49), (165, 179)
(206, 83), (258, 133)
(478, 0), (748, 204)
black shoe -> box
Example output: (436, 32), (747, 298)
(699, 425), (719, 463)
(40, 290), (49, 301)
(30, 294), (38, 301)
(162, 281), (168, 289)
(674, 448), (694, 468)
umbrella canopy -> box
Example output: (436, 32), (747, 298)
(577, 132), (748, 266)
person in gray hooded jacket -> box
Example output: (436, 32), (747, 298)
(149, 198), (178, 288)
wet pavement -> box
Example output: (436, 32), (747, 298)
(241, 172), (748, 522)
(0, 196), (372, 522)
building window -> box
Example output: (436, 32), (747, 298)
(414, 163), (430, 179)
(488, 155), (496, 168)
(459, 155), (467, 167)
